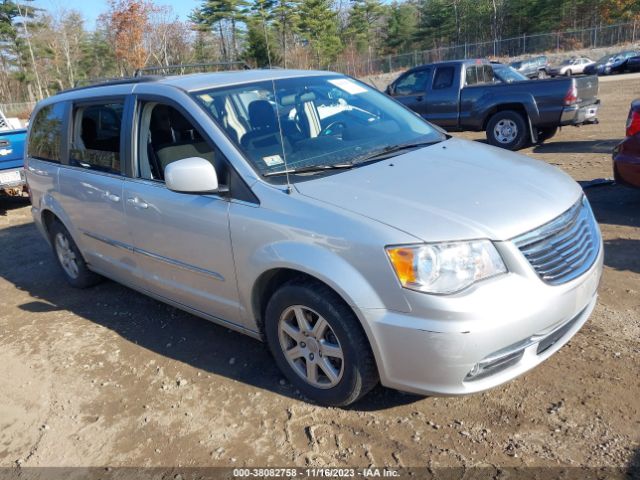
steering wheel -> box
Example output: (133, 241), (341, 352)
(319, 120), (347, 137)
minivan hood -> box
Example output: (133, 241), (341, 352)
(295, 138), (582, 242)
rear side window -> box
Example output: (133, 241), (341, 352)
(465, 66), (478, 86)
(70, 102), (124, 175)
(394, 69), (431, 95)
(433, 67), (454, 89)
(465, 65), (494, 86)
(28, 103), (66, 163)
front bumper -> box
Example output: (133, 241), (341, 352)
(357, 241), (603, 396)
(560, 100), (600, 126)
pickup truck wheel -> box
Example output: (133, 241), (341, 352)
(536, 126), (558, 144)
(537, 70), (547, 79)
(486, 111), (529, 151)
(50, 221), (102, 288)
(264, 280), (378, 407)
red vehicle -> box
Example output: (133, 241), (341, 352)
(613, 99), (640, 188)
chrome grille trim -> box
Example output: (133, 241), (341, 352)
(513, 196), (600, 285)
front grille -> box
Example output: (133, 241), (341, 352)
(513, 196), (600, 285)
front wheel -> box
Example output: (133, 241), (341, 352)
(486, 111), (529, 151)
(264, 280), (378, 406)
(537, 70), (547, 79)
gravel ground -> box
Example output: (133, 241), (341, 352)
(0, 76), (639, 475)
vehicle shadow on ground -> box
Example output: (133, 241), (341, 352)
(0, 196), (30, 216)
(533, 139), (621, 154)
(584, 184), (640, 229)
(628, 447), (640, 479)
(584, 184), (640, 274)
(0, 220), (423, 411)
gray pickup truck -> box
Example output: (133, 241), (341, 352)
(386, 59), (600, 150)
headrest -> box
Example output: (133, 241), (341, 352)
(248, 100), (276, 130)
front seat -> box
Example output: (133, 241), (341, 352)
(241, 100), (279, 149)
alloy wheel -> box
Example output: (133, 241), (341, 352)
(55, 232), (80, 279)
(277, 305), (345, 389)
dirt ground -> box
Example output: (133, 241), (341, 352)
(0, 76), (639, 475)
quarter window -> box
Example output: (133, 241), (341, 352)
(70, 102), (124, 175)
(28, 103), (66, 163)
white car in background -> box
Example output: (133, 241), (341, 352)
(550, 57), (595, 76)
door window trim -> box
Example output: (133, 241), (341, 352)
(67, 95), (131, 177)
(394, 69), (431, 96)
(128, 94), (259, 205)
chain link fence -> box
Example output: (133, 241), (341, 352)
(332, 21), (640, 77)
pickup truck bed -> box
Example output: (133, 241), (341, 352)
(386, 59), (600, 150)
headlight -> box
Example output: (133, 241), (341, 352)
(386, 240), (507, 294)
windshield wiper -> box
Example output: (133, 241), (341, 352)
(263, 163), (354, 177)
(352, 139), (443, 164)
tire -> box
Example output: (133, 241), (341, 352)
(537, 70), (547, 79)
(50, 220), (102, 288)
(536, 126), (558, 144)
(486, 110), (529, 151)
(565, 69), (572, 77)
(264, 279), (378, 407)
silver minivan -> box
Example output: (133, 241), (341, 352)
(25, 70), (603, 406)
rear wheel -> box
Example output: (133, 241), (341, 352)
(486, 110), (529, 151)
(565, 69), (573, 77)
(50, 221), (102, 288)
(264, 280), (378, 406)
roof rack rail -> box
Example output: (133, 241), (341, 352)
(67, 76), (161, 93)
(134, 61), (251, 77)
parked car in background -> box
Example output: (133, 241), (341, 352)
(549, 57), (595, 77)
(25, 69), (603, 406)
(627, 54), (640, 72)
(613, 99), (640, 188)
(585, 51), (640, 75)
(584, 54), (614, 75)
(509, 55), (550, 79)
(609, 50), (640, 74)
(492, 63), (529, 83)
(386, 59), (600, 150)
(0, 110), (27, 197)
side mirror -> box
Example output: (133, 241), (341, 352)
(385, 84), (394, 95)
(165, 157), (219, 194)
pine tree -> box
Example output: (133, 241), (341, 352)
(345, 0), (384, 54)
(297, 0), (342, 67)
(383, 1), (418, 54)
(191, 0), (248, 62)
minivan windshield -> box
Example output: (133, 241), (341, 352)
(192, 75), (445, 179)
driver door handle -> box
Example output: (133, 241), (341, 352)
(127, 196), (149, 209)
(103, 191), (120, 203)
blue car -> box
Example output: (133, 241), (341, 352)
(0, 112), (27, 196)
